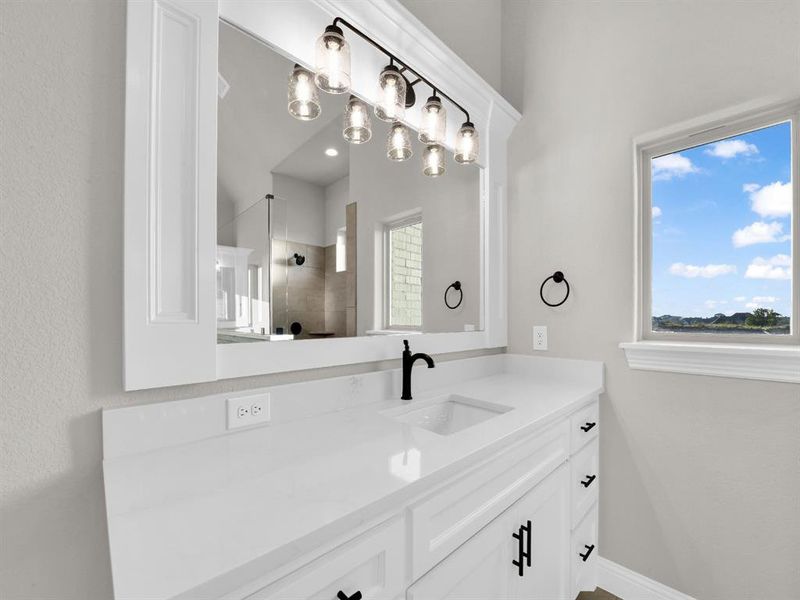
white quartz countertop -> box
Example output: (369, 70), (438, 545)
(103, 355), (603, 599)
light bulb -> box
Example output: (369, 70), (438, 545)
(375, 65), (406, 122)
(454, 121), (478, 164)
(287, 64), (321, 121)
(423, 144), (445, 177)
(314, 25), (351, 94)
(419, 95), (446, 144)
(387, 122), (412, 161)
(343, 95), (372, 144)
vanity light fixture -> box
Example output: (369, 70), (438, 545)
(387, 122), (413, 161)
(287, 64), (321, 121)
(454, 121), (478, 164)
(343, 95), (372, 143)
(314, 24), (351, 94)
(422, 144), (445, 177)
(306, 17), (479, 173)
(324, 147), (339, 157)
(375, 64), (407, 122)
(419, 94), (446, 145)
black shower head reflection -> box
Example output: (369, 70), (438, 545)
(292, 253), (306, 266)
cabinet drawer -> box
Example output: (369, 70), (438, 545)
(247, 517), (405, 600)
(570, 400), (598, 453)
(570, 506), (598, 597)
(409, 421), (569, 579)
(570, 438), (599, 526)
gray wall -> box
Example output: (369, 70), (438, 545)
(399, 0), (503, 93)
(505, 1), (800, 598)
(0, 2), (500, 598)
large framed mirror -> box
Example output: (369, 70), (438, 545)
(216, 21), (482, 345)
(123, 0), (519, 389)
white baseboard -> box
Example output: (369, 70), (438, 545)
(597, 557), (697, 600)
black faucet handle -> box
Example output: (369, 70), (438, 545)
(403, 339), (410, 351)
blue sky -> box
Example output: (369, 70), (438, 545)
(651, 120), (792, 318)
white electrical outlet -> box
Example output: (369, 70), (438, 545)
(227, 393), (271, 429)
(533, 326), (548, 351)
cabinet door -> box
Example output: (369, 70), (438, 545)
(406, 503), (519, 600)
(512, 464), (570, 600)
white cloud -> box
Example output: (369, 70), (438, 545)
(733, 296), (747, 302)
(744, 254), (792, 280)
(731, 221), (790, 247)
(652, 206), (662, 219)
(704, 139), (758, 159)
(669, 263), (737, 278)
(742, 183), (760, 193)
(748, 181), (791, 218)
(746, 296), (779, 309)
(652, 153), (699, 181)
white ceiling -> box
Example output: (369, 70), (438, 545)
(272, 117), (350, 187)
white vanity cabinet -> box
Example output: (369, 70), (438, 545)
(237, 398), (599, 600)
(569, 402), (600, 597)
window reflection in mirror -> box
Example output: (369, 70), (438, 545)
(216, 20), (482, 343)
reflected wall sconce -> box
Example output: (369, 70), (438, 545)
(343, 95), (372, 143)
(287, 64), (321, 121)
(287, 16), (479, 176)
(387, 122), (413, 161)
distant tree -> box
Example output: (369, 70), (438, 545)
(746, 308), (781, 327)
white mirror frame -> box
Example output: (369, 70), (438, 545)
(124, 0), (520, 390)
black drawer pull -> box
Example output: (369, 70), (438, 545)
(580, 474), (596, 488)
(337, 592), (362, 600)
(511, 520), (532, 576)
(579, 544), (595, 562)
(580, 422), (596, 432)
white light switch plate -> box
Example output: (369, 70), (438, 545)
(227, 393), (271, 429)
(533, 326), (548, 351)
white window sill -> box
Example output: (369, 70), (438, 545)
(619, 341), (800, 383)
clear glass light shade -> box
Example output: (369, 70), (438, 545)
(314, 25), (351, 94)
(343, 95), (372, 144)
(387, 123), (413, 161)
(419, 96), (446, 144)
(423, 144), (445, 177)
(287, 65), (321, 121)
(454, 122), (478, 164)
(375, 65), (406, 122)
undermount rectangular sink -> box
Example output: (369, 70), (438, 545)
(390, 395), (512, 435)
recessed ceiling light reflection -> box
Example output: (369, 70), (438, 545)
(324, 148), (339, 157)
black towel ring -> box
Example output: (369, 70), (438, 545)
(540, 271), (570, 307)
(444, 281), (463, 309)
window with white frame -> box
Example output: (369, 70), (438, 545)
(386, 216), (423, 329)
(639, 106), (798, 344)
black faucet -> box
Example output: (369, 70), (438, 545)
(401, 339), (435, 400)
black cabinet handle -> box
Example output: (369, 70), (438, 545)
(511, 520), (532, 576)
(337, 592), (362, 600)
(580, 474), (597, 488)
(579, 544), (595, 562)
(580, 422), (596, 432)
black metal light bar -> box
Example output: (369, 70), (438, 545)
(331, 17), (471, 123)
